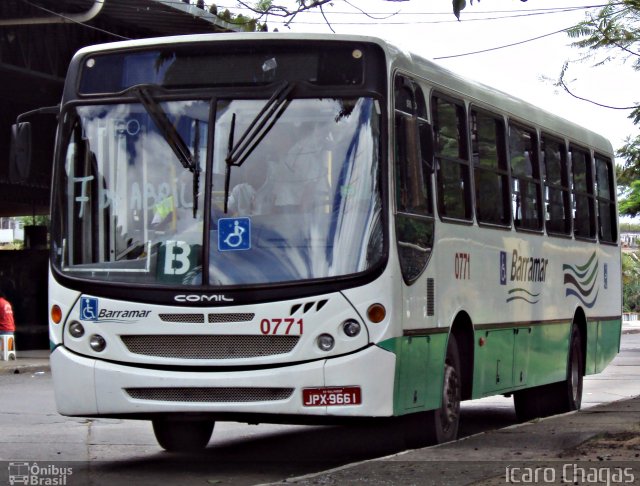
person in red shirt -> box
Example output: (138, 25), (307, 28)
(0, 290), (15, 334)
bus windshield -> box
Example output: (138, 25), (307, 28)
(51, 95), (383, 287)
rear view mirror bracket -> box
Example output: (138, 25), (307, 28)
(9, 105), (59, 183)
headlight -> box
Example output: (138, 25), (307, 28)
(68, 321), (85, 338)
(342, 319), (361, 337)
(317, 334), (335, 352)
(89, 334), (107, 352)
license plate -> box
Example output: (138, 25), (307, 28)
(302, 387), (362, 407)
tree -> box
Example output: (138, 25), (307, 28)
(622, 251), (640, 311)
(564, 1), (640, 216)
(237, 1), (638, 215)
(234, 0), (528, 30)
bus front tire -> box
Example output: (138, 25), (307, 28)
(404, 334), (461, 448)
(514, 325), (583, 422)
(152, 417), (215, 452)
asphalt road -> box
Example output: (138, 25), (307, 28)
(1, 333), (638, 486)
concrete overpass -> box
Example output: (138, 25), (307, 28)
(0, 0), (238, 217)
(0, 0), (238, 348)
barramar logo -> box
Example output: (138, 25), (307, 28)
(563, 251), (599, 308)
(79, 296), (151, 323)
(502, 250), (548, 304)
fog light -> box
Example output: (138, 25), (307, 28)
(68, 321), (85, 338)
(342, 319), (361, 337)
(89, 334), (107, 352)
(317, 334), (335, 352)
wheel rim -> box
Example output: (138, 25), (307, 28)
(440, 361), (460, 433)
(570, 341), (580, 403)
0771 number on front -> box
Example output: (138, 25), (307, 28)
(260, 318), (303, 335)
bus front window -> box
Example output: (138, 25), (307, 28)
(52, 96), (383, 288)
(53, 101), (208, 285)
(210, 97), (383, 285)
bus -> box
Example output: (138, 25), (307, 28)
(21, 33), (621, 452)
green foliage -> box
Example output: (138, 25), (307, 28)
(623, 251), (640, 311)
(256, 0), (274, 11)
(567, 1), (640, 216)
(623, 281), (640, 312)
(567, 1), (640, 68)
(212, 4), (265, 31)
(17, 215), (49, 227)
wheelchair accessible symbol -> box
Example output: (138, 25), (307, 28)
(80, 296), (99, 321)
(218, 217), (251, 251)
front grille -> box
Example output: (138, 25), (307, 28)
(159, 314), (205, 323)
(125, 387), (294, 403)
(208, 313), (255, 323)
(158, 313), (255, 323)
(120, 335), (299, 359)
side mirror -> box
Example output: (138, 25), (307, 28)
(419, 122), (435, 173)
(9, 122), (32, 183)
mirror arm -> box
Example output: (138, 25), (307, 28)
(16, 104), (60, 123)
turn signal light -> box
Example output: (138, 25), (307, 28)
(367, 303), (386, 323)
(51, 305), (62, 324)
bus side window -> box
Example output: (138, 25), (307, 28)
(570, 146), (597, 240)
(471, 108), (510, 226)
(431, 95), (471, 221)
(595, 154), (618, 243)
(541, 134), (571, 235)
(394, 81), (432, 216)
(394, 75), (434, 283)
(508, 123), (542, 231)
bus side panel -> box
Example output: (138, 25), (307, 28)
(595, 318), (622, 373)
(472, 322), (571, 398)
(377, 333), (447, 416)
(585, 320), (599, 375)
(473, 329), (515, 396)
(525, 323), (571, 388)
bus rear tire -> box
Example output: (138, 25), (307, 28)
(404, 334), (461, 448)
(152, 417), (215, 452)
(514, 325), (583, 422)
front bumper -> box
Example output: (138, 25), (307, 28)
(50, 344), (396, 419)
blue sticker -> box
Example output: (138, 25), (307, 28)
(80, 296), (98, 321)
(499, 251), (507, 285)
(218, 217), (251, 251)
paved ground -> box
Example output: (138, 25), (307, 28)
(272, 396), (640, 485)
(2, 321), (639, 485)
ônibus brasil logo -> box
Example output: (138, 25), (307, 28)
(8, 462), (73, 486)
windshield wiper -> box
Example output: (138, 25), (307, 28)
(133, 86), (201, 218)
(224, 81), (294, 213)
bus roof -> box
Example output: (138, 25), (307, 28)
(71, 32), (613, 155)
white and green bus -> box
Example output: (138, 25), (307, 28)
(33, 33), (620, 451)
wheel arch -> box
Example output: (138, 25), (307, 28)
(449, 311), (474, 401)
